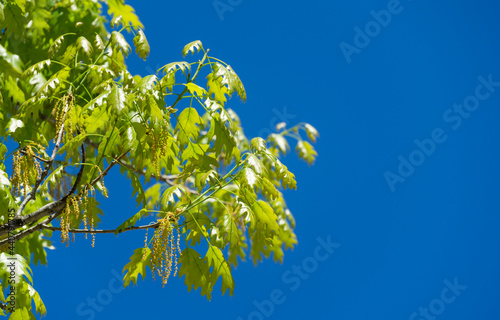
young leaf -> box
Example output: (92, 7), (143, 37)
(185, 83), (207, 98)
(122, 248), (152, 287)
(76, 36), (93, 58)
(158, 61), (190, 74)
(304, 123), (319, 143)
(108, 85), (127, 113)
(178, 248), (212, 300)
(108, 0), (143, 29)
(205, 246), (235, 296)
(251, 200), (279, 235)
(111, 31), (131, 56)
(133, 29), (150, 60)
(207, 71), (229, 105)
(175, 107), (203, 145)
(115, 208), (148, 235)
(182, 40), (203, 57)
(295, 140), (318, 165)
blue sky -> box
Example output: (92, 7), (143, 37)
(32, 0), (500, 319)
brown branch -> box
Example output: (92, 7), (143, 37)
(0, 208), (64, 246)
(89, 149), (130, 186)
(0, 142), (86, 238)
(20, 150), (50, 163)
(41, 222), (160, 235)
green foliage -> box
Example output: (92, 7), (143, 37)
(0, 0), (319, 317)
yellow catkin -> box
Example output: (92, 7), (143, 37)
(149, 213), (180, 287)
(142, 228), (149, 261)
(54, 95), (76, 143)
(82, 190), (89, 240)
(60, 202), (71, 246)
(80, 185), (96, 245)
(11, 152), (21, 197)
(10, 144), (44, 198)
(147, 119), (170, 177)
(90, 214), (95, 248)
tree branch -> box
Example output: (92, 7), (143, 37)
(89, 149), (129, 186)
(0, 209), (64, 246)
(0, 142), (86, 238)
(41, 221), (160, 235)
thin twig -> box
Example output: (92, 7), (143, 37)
(42, 222), (160, 235)
(89, 149), (130, 186)
(20, 150), (50, 163)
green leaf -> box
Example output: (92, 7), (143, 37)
(122, 165), (146, 207)
(221, 206), (246, 266)
(134, 74), (158, 94)
(226, 65), (247, 102)
(85, 103), (110, 134)
(108, 86), (127, 113)
(158, 61), (190, 74)
(178, 248), (212, 300)
(182, 40), (203, 57)
(207, 116), (238, 163)
(122, 248), (152, 287)
(48, 34), (65, 58)
(160, 70), (175, 93)
(111, 31), (131, 56)
(185, 83), (207, 98)
(260, 177), (279, 200)
(0, 253), (32, 285)
(205, 246), (235, 296)
(3, 76), (25, 103)
(207, 71), (229, 105)
(245, 153), (267, 175)
(295, 140), (318, 165)
(268, 133), (289, 155)
(115, 208), (149, 235)
(184, 211), (213, 246)
(95, 34), (105, 50)
(133, 29), (150, 60)
(195, 169), (218, 192)
(76, 36), (93, 58)
(9, 307), (32, 320)
(22, 59), (51, 78)
(304, 123), (319, 143)
(241, 167), (259, 189)
(2, 2), (26, 37)
(160, 184), (186, 206)
(250, 137), (267, 153)
(175, 107), (203, 145)
(251, 200), (279, 235)
(182, 143), (209, 163)
(274, 159), (297, 190)
(108, 0), (144, 29)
